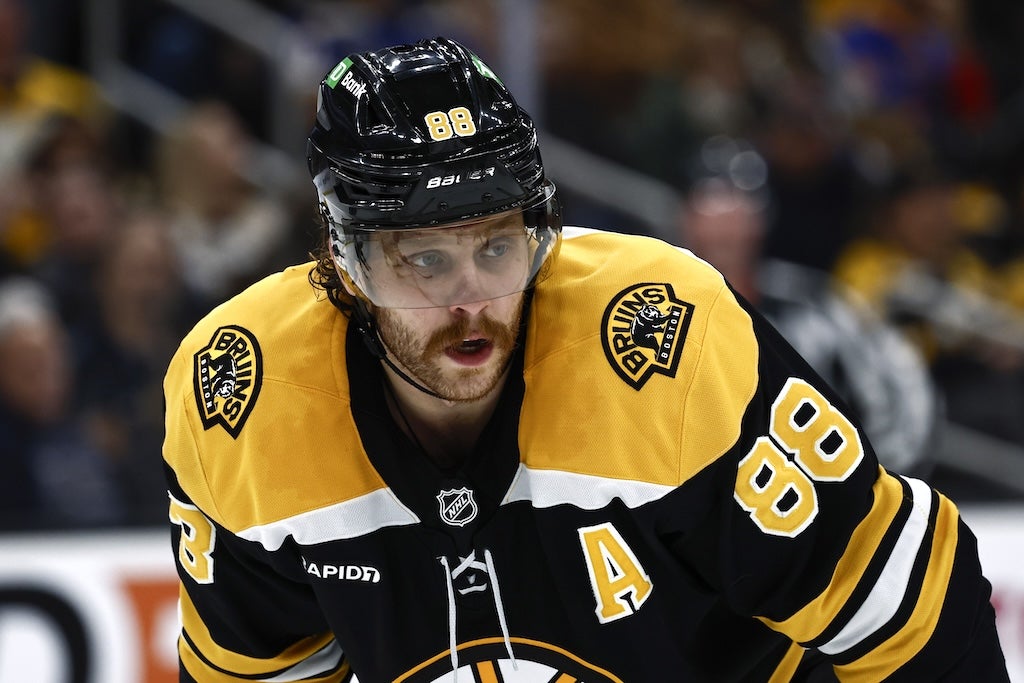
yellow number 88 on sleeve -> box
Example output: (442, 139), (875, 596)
(734, 378), (864, 537)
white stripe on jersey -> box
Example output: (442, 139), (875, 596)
(819, 476), (933, 655)
(238, 488), (420, 550)
(503, 463), (675, 510)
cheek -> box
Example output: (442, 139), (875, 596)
(377, 309), (435, 349)
(492, 294), (526, 327)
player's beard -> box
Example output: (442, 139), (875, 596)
(375, 298), (524, 402)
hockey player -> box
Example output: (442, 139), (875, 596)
(162, 37), (1009, 681)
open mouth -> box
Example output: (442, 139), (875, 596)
(456, 338), (489, 353)
(445, 337), (494, 366)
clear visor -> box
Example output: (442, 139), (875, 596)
(331, 190), (561, 309)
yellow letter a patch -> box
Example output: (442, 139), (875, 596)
(578, 522), (653, 623)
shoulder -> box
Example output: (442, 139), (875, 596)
(163, 264), (384, 534)
(556, 226), (720, 281)
(520, 228), (759, 488)
(170, 263), (345, 401)
(532, 227), (733, 356)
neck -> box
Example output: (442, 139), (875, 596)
(382, 364), (508, 469)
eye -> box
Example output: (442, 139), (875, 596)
(480, 237), (511, 259)
(405, 250), (447, 272)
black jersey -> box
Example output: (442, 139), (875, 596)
(162, 227), (1007, 682)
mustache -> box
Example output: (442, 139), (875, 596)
(424, 314), (517, 356)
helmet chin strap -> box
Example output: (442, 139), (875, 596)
(351, 297), (446, 400)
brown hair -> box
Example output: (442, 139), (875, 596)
(307, 215), (354, 316)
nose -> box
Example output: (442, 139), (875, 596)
(443, 259), (492, 313)
(449, 296), (490, 317)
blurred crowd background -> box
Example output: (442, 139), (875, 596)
(1, 0), (1024, 532)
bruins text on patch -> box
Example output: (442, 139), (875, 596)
(193, 325), (263, 438)
(601, 283), (693, 390)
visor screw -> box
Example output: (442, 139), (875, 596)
(438, 201), (449, 211)
(482, 192), (493, 202)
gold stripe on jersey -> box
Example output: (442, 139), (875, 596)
(760, 468), (903, 641)
(521, 231), (758, 488)
(767, 643), (805, 683)
(476, 661), (500, 683)
(834, 492), (959, 682)
(178, 586), (344, 679)
(180, 638), (349, 683)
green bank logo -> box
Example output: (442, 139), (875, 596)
(470, 53), (503, 86)
(326, 57), (368, 99)
(326, 58), (353, 88)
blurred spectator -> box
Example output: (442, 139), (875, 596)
(74, 209), (203, 526)
(552, 0), (870, 269)
(0, 276), (124, 530)
(679, 148), (938, 478)
(0, 0), (106, 274)
(0, 0), (107, 270)
(753, 74), (872, 271)
(809, 0), (1005, 177)
(0, 124), (42, 274)
(122, 0), (273, 142)
(155, 100), (296, 307)
(2, 117), (123, 311)
(0, 0), (100, 122)
(541, 0), (686, 170)
(615, 2), (777, 185)
(999, 171), (1024, 311)
(531, 0), (694, 234)
(30, 143), (124, 339)
(833, 161), (1024, 447)
(810, 1), (965, 115)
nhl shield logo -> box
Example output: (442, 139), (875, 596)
(436, 488), (478, 527)
(193, 325), (263, 438)
(601, 283), (694, 390)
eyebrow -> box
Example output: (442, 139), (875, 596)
(391, 217), (523, 247)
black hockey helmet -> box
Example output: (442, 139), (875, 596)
(307, 37), (562, 309)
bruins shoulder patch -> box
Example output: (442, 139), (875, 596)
(601, 283), (693, 390)
(193, 325), (263, 438)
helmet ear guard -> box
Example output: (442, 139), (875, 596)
(307, 37), (561, 309)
